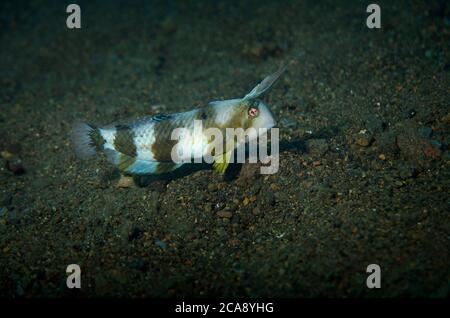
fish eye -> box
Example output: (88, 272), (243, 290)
(248, 107), (259, 118)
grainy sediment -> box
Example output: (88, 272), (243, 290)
(0, 0), (448, 297)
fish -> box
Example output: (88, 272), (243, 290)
(71, 66), (284, 175)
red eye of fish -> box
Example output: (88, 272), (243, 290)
(248, 107), (259, 118)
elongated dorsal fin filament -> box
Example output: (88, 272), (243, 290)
(242, 64), (286, 101)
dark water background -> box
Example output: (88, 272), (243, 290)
(0, 0), (449, 297)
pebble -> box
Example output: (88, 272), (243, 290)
(217, 210), (233, 219)
(441, 151), (450, 161)
(154, 240), (167, 250)
(311, 160), (321, 167)
(207, 183), (217, 192)
(355, 131), (373, 147)
(305, 139), (329, 156)
(441, 113), (450, 124)
(270, 183), (279, 191)
(242, 41), (283, 60)
(423, 144), (441, 160)
(226, 202), (238, 212)
(116, 175), (134, 188)
(1, 150), (13, 160)
(260, 191), (276, 206)
(128, 227), (143, 241)
(417, 127), (432, 139)
(0, 207), (8, 217)
(228, 239), (240, 246)
(430, 140), (442, 150)
(5, 155), (25, 175)
(252, 207), (261, 215)
(398, 163), (417, 179)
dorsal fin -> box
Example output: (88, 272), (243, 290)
(242, 65), (286, 101)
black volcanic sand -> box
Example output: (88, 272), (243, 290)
(0, 0), (449, 297)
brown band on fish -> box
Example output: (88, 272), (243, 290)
(151, 120), (179, 162)
(117, 153), (136, 172)
(114, 124), (137, 158)
(89, 127), (105, 152)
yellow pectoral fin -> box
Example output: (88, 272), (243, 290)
(212, 151), (232, 174)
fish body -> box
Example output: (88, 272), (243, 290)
(72, 67), (283, 175)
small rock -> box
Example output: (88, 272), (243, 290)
(160, 17), (177, 35)
(395, 180), (404, 187)
(378, 154), (386, 161)
(154, 240), (167, 250)
(226, 202), (238, 212)
(417, 127), (432, 139)
(217, 210), (233, 219)
(441, 113), (450, 124)
(305, 139), (329, 157)
(8, 210), (17, 223)
(116, 175), (134, 188)
(274, 191), (289, 202)
(355, 131), (373, 147)
(229, 239), (240, 246)
(6, 155), (25, 175)
(204, 204), (212, 213)
(314, 185), (336, 201)
(252, 207), (261, 215)
(235, 164), (260, 188)
(270, 183), (279, 191)
(1, 150), (13, 160)
(423, 144), (442, 160)
(441, 151), (450, 161)
(242, 41), (283, 60)
(215, 227), (227, 237)
(128, 227), (143, 241)
(0, 207), (7, 217)
(259, 191), (276, 207)
(129, 259), (146, 271)
(311, 160), (321, 167)
(398, 163), (417, 179)
(207, 183), (217, 192)
(430, 139), (442, 150)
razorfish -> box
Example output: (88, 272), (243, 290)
(71, 66), (284, 175)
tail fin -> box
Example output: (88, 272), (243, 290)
(71, 122), (102, 159)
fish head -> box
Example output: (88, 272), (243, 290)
(242, 99), (277, 131)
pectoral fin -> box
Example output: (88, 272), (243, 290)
(212, 151), (232, 174)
